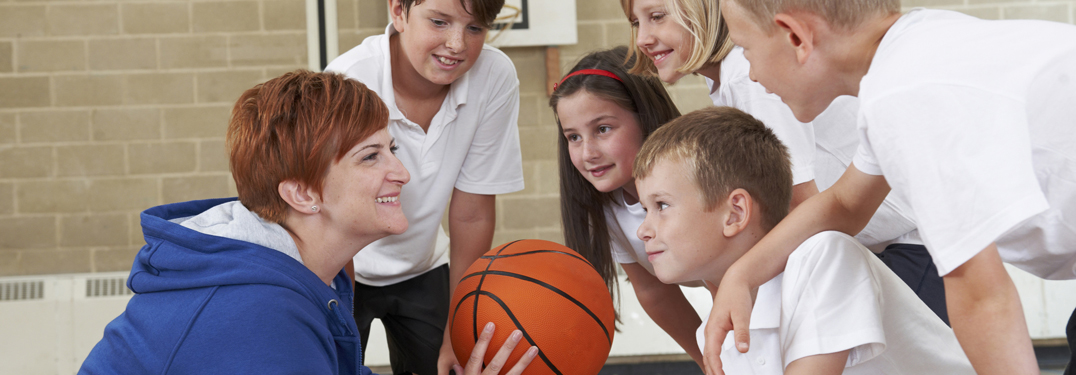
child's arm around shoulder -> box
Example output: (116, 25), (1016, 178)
(703, 165), (890, 375)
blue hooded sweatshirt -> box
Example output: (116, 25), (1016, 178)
(79, 198), (377, 375)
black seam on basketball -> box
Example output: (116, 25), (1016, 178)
(469, 270), (612, 344)
(471, 240), (523, 342)
(480, 249), (589, 264)
(472, 290), (563, 375)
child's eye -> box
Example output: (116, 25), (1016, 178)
(431, 19), (447, 27)
(565, 134), (581, 142)
(630, 19), (639, 28)
(651, 12), (665, 22)
(597, 125), (612, 134)
(657, 202), (669, 211)
(467, 25), (485, 33)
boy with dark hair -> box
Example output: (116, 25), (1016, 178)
(704, 1), (1076, 374)
(633, 106), (973, 374)
(325, 0), (524, 374)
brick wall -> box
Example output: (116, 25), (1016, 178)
(2, 0), (1074, 276)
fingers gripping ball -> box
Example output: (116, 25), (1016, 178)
(450, 240), (616, 375)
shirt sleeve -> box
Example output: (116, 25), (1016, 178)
(604, 205), (638, 264)
(779, 233), (887, 368)
(860, 86), (1048, 276)
(453, 52), (526, 195)
(733, 80), (817, 185)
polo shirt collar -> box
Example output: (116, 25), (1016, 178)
(379, 23), (470, 124)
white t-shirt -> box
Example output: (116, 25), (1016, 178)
(707, 47), (920, 249)
(326, 25), (525, 286)
(697, 231), (974, 374)
(853, 8), (1076, 279)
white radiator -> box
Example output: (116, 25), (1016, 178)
(0, 266), (1072, 374)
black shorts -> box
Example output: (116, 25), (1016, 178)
(876, 243), (949, 326)
(354, 265), (450, 375)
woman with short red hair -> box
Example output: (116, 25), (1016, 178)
(79, 71), (536, 375)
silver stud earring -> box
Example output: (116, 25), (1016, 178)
(311, 205), (319, 213)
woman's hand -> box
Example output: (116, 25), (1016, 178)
(702, 269), (755, 375)
(452, 322), (539, 375)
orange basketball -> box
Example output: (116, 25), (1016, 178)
(450, 239), (616, 375)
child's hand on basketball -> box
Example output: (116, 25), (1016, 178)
(453, 322), (539, 375)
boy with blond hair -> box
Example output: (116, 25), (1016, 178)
(325, 0), (524, 374)
(704, 0), (1076, 374)
(633, 106), (973, 374)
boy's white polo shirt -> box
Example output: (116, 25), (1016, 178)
(696, 232), (973, 374)
(853, 8), (1076, 279)
(326, 25), (524, 286)
(707, 47), (919, 249)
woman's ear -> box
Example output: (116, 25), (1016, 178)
(722, 188), (753, 237)
(278, 180), (320, 214)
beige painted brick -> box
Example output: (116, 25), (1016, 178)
(0, 5), (47, 37)
(491, 229), (536, 248)
(518, 125), (558, 161)
(163, 105), (230, 138)
(0, 146), (52, 178)
(196, 70), (263, 103)
(48, 4), (119, 36)
(606, 22), (632, 47)
(160, 35), (228, 69)
(89, 38), (157, 71)
(334, 0), (357, 30)
(0, 183), (13, 215)
(518, 94), (540, 127)
(0, 217), (56, 249)
(17, 39), (86, 72)
(20, 110), (91, 143)
(535, 228), (565, 244)
(193, 1), (260, 32)
(162, 175), (231, 203)
(93, 108), (162, 141)
(94, 247), (140, 272)
(128, 212), (144, 246)
(967, 0), (1032, 4)
(958, 6), (1002, 20)
(16, 249), (92, 275)
(60, 213), (128, 247)
(54, 75), (124, 107)
(0, 113), (15, 144)
(536, 160), (560, 195)
(266, 0), (307, 30)
(122, 3), (190, 34)
(18, 180), (90, 213)
(229, 33), (307, 66)
(500, 196), (560, 230)
(56, 144), (125, 177)
(357, 0), (388, 29)
(0, 251), (17, 276)
(0, 77), (50, 108)
(129, 141), (197, 174)
(506, 47), (547, 95)
(87, 177), (158, 211)
(577, 0), (626, 22)
(0, 41), (12, 73)
(338, 30), (382, 54)
(1003, 4), (1070, 22)
(126, 73), (195, 105)
(199, 139), (230, 172)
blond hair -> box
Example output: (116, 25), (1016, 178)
(621, 0), (736, 76)
(729, 0), (900, 31)
(633, 106), (792, 230)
